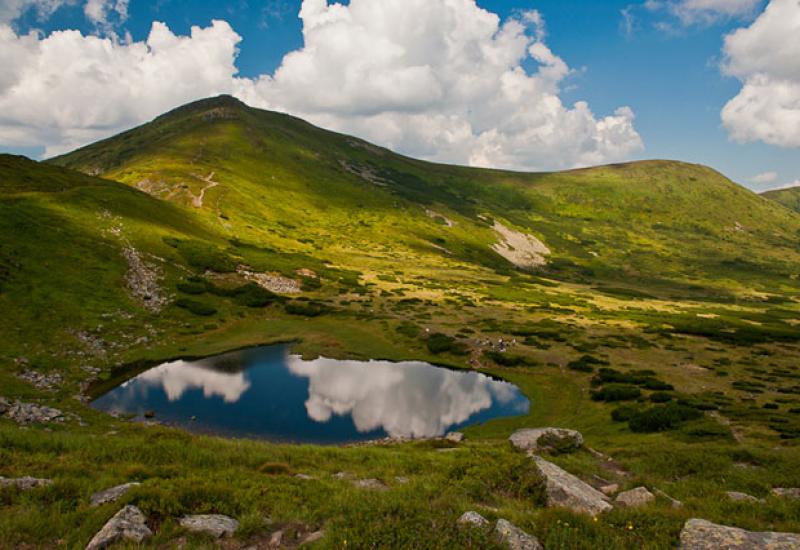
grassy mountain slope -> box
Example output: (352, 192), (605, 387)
(1, 97), (800, 548)
(763, 185), (800, 213)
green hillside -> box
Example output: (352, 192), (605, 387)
(2, 96), (800, 548)
(763, 186), (800, 213)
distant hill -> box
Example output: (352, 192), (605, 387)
(762, 185), (800, 213)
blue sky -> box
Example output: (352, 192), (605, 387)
(3, 0), (798, 191)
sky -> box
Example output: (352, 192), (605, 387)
(0, 0), (798, 191)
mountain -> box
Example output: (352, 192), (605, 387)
(3, 96), (800, 548)
(763, 185), (800, 213)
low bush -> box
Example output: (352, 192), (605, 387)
(484, 351), (535, 367)
(650, 392), (673, 403)
(611, 405), (641, 422)
(234, 283), (279, 308)
(591, 384), (642, 402)
(426, 333), (468, 355)
(567, 354), (608, 373)
(285, 301), (328, 317)
(177, 280), (206, 295)
(175, 298), (217, 316)
(628, 403), (703, 433)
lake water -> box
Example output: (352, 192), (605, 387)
(92, 344), (530, 444)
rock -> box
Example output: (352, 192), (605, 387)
(599, 484), (619, 496)
(301, 530), (325, 545)
(509, 428), (583, 453)
(679, 518), (800, 549)
(494, 519), (543, 550)
(0, 396), (9, 415)
(85, 505), (152, 550)
(653, 487), (683, 509)
(532, 455), (612, 516)
(5, 401), (65, 425)
(615, 487), (655, 508)
(0, 476), (53, 490)
(294, 474), (315, 481)
(726, 491), (759, 503)
(333, 471), (352, 480)
(269, 530), (284, 548)
(18, 370), (63, 391)
(179, 514), (239, 538)
(445, 431), (465, 443)
(394, 476), (410, 484)
(90, 482), (141, 506)
(352, 478), (388, 490)
(771, 488), (800, 500)
(458, 511), (489, 528)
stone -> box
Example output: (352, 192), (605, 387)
(294, 474), (315, 480)
(599, 484), (619, 496)
(726, 491), (759, 503)
(85, 505), (152, 550)
(494, 519), (543, 550)
(771, 488), (800, 500)
(457, 511), (489, 528)
(445, 431), (465, 443)
(5, 401), (64, 425)
(333, 471), (352, 480)
(352, 478), (388, 490)
(615, 487), (655, 508)
(509, 428), (583, 453)
(532, 455), (612, 516)
(0, 396), (9, 414)
(394, 476), (410, 484)
(269, 530), (284, 548)
(653, 488), (683, 509)
(679, 518), (800, 550)
(179, 514), (239, 538)
(90, 482), (141, 506)
(0, 476), (53, 490)
(301, 530), (325, 545)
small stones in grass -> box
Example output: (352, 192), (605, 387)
(771, 488), (800, 500)
(0, 476), (53, 490)
(179, 514), (239, 538)
(726, 491), (760, 503)
(4, 401), (65, 425)
(394, 476), (410, 484)
(294, 473), (315, 481)
(86, 505), (152, 550)
(614, 487), (655, 508)
(352, 478), (388, 490)
(458, 511), (489, 528)
(0, 396), (8, 414)
(494, 519), (543, 550)
(91, 482), (141, 506)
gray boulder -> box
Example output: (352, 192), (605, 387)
(352, 478), (388, 490)
(726, 491), (759, 503)
(494, 519), (543, 550)
(5, 401), (65, 425)
(772, 488), (800, 500)
(179, 514), (239, 538)
(458, 511), (489, 528)
(509, 428), (583, 453)
(0, 476), (53, 490)
(679, 518), (800, 549)
(90, 482), (141, 506)
(532, 455), (612, 515)
(85, 505), (152, 550)
(615, 487), (655, 508)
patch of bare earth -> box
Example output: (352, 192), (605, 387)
(237, 267), (301, 294)
(489, 220), (550, 269)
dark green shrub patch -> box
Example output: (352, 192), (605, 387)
(164, 237), (238, 272)
(233, 283), (279, 308)
(628, 403), (703, 433)
(426, 333), (468, 355)
(611, 405), (641, 422)
(396, 321), (420, 339)
(177, 280), (207, 295)
(591, 384), (642, 402)
(300, 276), (322, 291)
(175, 298), (217, 316)
(484, 351), (536, 367)
(285, 301), (328, 317)
(567, 354), (608, 373)
(650, 391), (673, 403)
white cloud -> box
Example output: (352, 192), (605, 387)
(645, 0), (762, 25)
(721, 0), (800, 148)
(750, 171), (778, 183)
(0, 0), (644, 170)
(84, 0), (128, 31)
(0, 0), (75, 24)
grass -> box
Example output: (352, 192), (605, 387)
(0, 95), (799, 547)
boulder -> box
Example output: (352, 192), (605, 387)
(494, 519), (543, 550)
(615, 487), (655, 508)
(85, 505), (152, 550)
(301, 530), (325, 545)
(653, 487), (683, 509)
(5, 401), (64, 425)
(679, 518), (800, 549)
(445, 431), (465, 443)
(457, 511), (489, 528)
(352, 478), (388, 490)
(599, 484), (619, 496)
(532, 455), (612, 516)
(179, 514), (239, 538)
(0, 476), (53, 490)
(90, 482), (141, 507)
(771, 488), (800, 500)
(509, 428), (583, 453)
(726, 491), (759, 503)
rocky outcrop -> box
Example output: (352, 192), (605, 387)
(4, 401), (65, 424)
(18, 370), (63, 391)
(237, 268), (301, 294)
(509, 428), (583, 453)
(490, 220), (550, 270)
(494, 519), (543, 550)
(679, 518), (800, 549)
(0, 476), (53, 490)
(532, 455), (612, 516)
(458, 511), (489, 528)
(90, 482), (141, 506)
(179, 514), (239, 538)
(86, 505), (152, 550)
(615, 487), (655, 508)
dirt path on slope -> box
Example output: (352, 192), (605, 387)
(192, 172), (219, 208)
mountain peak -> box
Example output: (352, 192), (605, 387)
(154, 94), (249, 123)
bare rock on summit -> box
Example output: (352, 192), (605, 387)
(614, 487), (655, 508)
(90, 482), (141, 506)
(85, 505), (152, 550)
(179, 514), (239, 538)
(509, 428), (583, 453)
(532, 455), (612, 516)
(679, 518), (800, 550)
(494, 519), (543, 550)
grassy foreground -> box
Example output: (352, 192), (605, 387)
(2, 96), (800, 548)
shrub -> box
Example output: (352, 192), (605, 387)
(396, 321), (419, 339)
(426, 333), (468, 355)
(484, 351), (535, 367)
(611, 405), (641, 422)
(650, 392), (673, 403)
(234, 283), (279, 308)
(175, 298), (217, 316)
(591, 384), (642, 402)
(165, 238), (237, 272)
(300, 276), (322, 291)
(628, 403), (703, 433)
(177, 280), (206, 295)
(285, 301), (327, 317)
(567, 354), (608, 373)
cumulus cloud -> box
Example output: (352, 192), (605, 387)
(721, 0), (800, 148)
(750, 171), (778, 184)
(0, 0), (643, 170)
(644, 0), (762, 25)
(83, 0), (129, 31)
